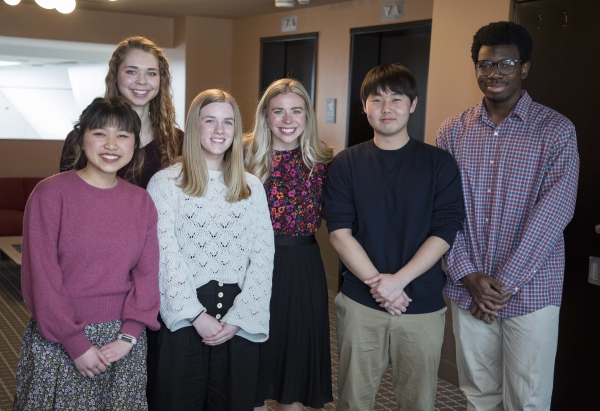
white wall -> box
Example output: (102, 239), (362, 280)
(0, 90), (38, 139)
(0, 37), (187, 139)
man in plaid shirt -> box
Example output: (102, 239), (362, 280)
(437, 22), (579, 411)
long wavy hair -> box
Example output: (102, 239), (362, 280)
(243, 78), (333, 183)
(177, 90), (250, 202)
(105, 36), (180, 168)
(66, 97), (144, 183)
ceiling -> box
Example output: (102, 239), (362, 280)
(71, 0), (353, 19)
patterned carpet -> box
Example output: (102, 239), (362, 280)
(0, 259), (29, 411)
(0, 257), (467, 410)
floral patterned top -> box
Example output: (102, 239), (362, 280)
(265, 147), (328, 236)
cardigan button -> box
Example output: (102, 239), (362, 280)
(218, 292), (224, 298)
(216, 314), (221, 319)
(218, 282), (224, 287)
(217, 303), (223, 309)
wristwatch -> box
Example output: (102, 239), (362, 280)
(116, 333), (137, 345)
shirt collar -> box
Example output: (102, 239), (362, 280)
(476, 90), (532, 124)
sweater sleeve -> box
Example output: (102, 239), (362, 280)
(222, 177), (275, 342)
(21, 191), (92, 360)
(322, 153), (356, 233)
(119, 194), (161, 338)
(147, 171), (205, 331)
(428, 153), (465, 247)
(436, 122), (478, 282)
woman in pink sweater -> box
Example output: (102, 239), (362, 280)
(13, 98), (161, 411)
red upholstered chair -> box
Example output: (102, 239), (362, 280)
(0, 178), (44, 236)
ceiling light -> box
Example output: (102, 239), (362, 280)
(14, 0), (78, 13)
(298, 0), (310, 4)
(0, 61), (22, 67)
(275, 0), (295, 7)
(56, 0), (76, 14)
(35, 0), (56, 9)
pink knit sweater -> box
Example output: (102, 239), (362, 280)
(21, 170), (160, 360)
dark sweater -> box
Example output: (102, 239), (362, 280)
(322, 138), (464, 314)
(59, 129), (184, 189)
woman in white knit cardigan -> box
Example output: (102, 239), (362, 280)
(147, 89), (274, 411)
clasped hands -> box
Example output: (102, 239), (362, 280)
(364, 273), (412, 316)
(74, 337), (134, 378)
(192, 312), (240, 346)
(462, 272), (511, 325)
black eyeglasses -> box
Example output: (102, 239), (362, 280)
(475, 59), (522, 76)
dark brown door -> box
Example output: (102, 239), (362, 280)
(515, 1), (600, 409)
(260, 33), (318, 104)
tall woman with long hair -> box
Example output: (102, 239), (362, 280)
(59, 37), (182, 395)
(147, 89), (274, 410)
(245, 79), (334, 410)
(14, 97), (160, 410)
(60, 36), (182, 189)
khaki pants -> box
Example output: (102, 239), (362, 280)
(452, 302), (560, 411)
(335, 292), (446, 411)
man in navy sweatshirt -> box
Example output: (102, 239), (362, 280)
(323, 63), (464, 411)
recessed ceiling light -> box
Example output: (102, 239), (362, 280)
(35, 0), (55, 9)
(56, 0), (76, 14)
(0, 61), (22, 67)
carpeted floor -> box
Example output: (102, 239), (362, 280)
(0, 257), (466, 410)
(0, 259), (29, 411)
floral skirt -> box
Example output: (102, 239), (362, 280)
(13, 318), (148, 411)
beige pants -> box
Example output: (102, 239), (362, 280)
(452, 302), (560, 411)
(335, 292), (446, 411)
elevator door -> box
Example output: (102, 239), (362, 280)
(260, 33), (317, 104)
(514, 1), (600, 409)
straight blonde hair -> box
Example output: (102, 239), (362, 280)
(243, 78), (333, 183)
(177, 89), (250, 202)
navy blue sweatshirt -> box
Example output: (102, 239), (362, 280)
(322, 138), (464, 314)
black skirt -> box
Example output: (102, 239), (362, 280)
(255, 237), (333, 408)
(149, 281), (259, 411)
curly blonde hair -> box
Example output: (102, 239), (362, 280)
(243, 78), (333, 183)
(177, 89), (250, 202)
(105, 36), (180, 168)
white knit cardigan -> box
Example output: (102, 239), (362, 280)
(147, 164), (274, 342)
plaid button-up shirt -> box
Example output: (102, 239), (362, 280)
(436, 92), (579, 317)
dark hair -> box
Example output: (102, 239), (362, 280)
(360, 63), (418, 103)
(64, 97), (144, 183)
(471, 21), (533, 63)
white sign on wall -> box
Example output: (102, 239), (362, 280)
(281, 16), (298, 32)
(381, 1), (404, 21)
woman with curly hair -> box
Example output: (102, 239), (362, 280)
(60, 37), (182, 402)
(60, 36), (182, 189)
(245, 79), (334, 411)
